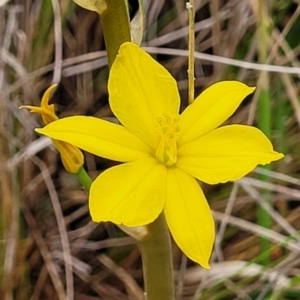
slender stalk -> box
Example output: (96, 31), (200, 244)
(257, 0), (271, 265)
(76, 167), (93, 192)
(100, 0), (131, 68)
(138, 213), (174, 300)
(187, 0), (195, 105)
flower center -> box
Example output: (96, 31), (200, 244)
(155, 113), (180, 166)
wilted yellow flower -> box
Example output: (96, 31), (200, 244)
(35, 43), (283, 268)
(21, 85), (84, 173)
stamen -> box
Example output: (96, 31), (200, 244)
(155, 113), (180, 166)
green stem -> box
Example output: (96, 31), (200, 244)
(187, 0), (195, 105)
(138, 213), (174, 300)
(257, 0), (271, 265)
(76, 167), (92, 192)
(100, 0), (131, 68)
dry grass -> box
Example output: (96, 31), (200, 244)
(1, 0), (300, 299)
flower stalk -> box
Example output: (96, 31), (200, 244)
(76, 167), (93, 192)
(101, 0), (131, 67)
(138, 213), (174, 300)
(187, 0), (195, 105)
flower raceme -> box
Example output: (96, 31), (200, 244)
(21, 85), (84, 174)
(35, 42), (283, 268)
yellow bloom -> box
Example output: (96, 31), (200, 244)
(21, 85), (84, 174)
(35, 42), (283, 268)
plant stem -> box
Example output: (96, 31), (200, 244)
(257, 0), (271, 265)
(187, 0), (195, 105)
(100, 0), (131, 68)
(76, 167), (92, 192)
(138, 213), (174, 300)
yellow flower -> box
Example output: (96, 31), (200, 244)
(35, 42), (283, 268)
(21, 85), (84, 174)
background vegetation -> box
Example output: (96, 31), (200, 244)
(1, 0), (300, 299)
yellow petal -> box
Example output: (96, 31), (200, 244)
(20, 84), (58, 125)
(164, 167), (215, 268)
(179, 81), (255, 145)
(109, 42), (180, 148)
(177, 125), (284, 184)
(90, 158), (167, 226)
(52, 139), (84, 174)
(36, 116), (152, 162)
